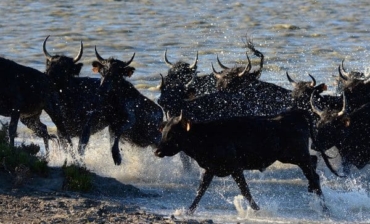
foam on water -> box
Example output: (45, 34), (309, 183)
(6, 114), (370, 223)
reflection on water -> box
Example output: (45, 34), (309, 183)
(2, 0), (370, 223)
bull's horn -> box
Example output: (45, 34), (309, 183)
(94, 46), (105, 62)
(337, 93), (347, 117)
(189, 51), (198, 69)
(212, 63), (223, 80)
(185, 73), (196, 88)
(338, 65), (348, 81)
(73, 40), (83, 63)
(286, 72), (296, 84)
(159, 73), (165, 89)
(238, 64), (249, 77)
(164, 49), (173, 68)
(166, 111), (171, 120)
(310, 91), (324, 117)
(126, 52), (135, 66)
(177, 110), (183, 122)
(211, 63), (222, 75)
(43, 35), (52, 60)
(342, 59), (348, 72)
(339, 59), (349, 80)
(216, 55), (229, 69)
(308, 74), (316, 87)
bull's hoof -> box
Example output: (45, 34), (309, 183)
(250, 201), (260, 210)
(308, 187), (323, 197)
(113, 152), (122, 165)
(186, 207), (196, 215)
(322, 204), (330, 216)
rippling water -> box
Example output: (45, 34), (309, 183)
(2, 1), (370, 223)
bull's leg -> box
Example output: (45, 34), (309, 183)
(310, 155), (318, 171)
(188, 170), (214, 214)
(108, 119), (135, 166)
(231, 170), (260, 210)
(57, 130), (69, 150)
(297, 162), (329, 214)
(109, 126), (122, 166)
(20, 114), (53, 153)
(180, 152), (192, 172)
(341, 157), (351, 175)
(297, 162), (322, 195)
(108, 108), (136, 166)
(9, 112), (20, 147)
(78, 114), (93, 156)
(43, 95), (72, 146)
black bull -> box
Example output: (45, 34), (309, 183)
(155, 110), (338, 214)
(311, 91), (370, 173)
(43, 36), (107, 144)
(0, 57), (71, 151)
(78, 47), (164, 165)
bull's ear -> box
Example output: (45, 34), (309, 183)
(92, 61), (103, 73)
(186, 122), (191, 131)
(159, 122), (166, 132)
(343, 117), (351, 127)
(124, 67), (135, 78)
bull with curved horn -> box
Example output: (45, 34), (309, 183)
(43, 35), (83, 64)
(79, 47), (163, 166)
(162, 49), (198, 85)
(93, 46), (135, 84)
(309, 89), (370, 174)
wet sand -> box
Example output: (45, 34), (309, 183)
(0, 167), (213, 224)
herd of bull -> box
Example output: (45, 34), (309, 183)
(1, 36), (370, 215)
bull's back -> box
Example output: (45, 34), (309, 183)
(188, 111), (310, 161)
(0, 57), (48, 113)
(339, 104), (370, 168)
(58, 78), (101, 136)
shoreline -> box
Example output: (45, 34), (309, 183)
(0, 167), (213, 224)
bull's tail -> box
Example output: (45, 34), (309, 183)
(303, 110), (345, 178)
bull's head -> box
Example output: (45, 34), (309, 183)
(92, 46), (135, 86)
(157, 73), (193, 116)
(288, 72), (328, 111)
(43, 35), (84, 86)
(287, 72), (316, 88)
(337, 59), (368, 93)
(310, 90), (351, 151)
(212, 52), (253, 92)
(155, 111), (186, 158)
(310, 90), (349, 127)
(163, 49), (198, 85)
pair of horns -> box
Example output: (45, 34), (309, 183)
(310, 90), (347, 117)
(164, 49), (198, 69)
(43, 35), (83, 63)
(44, 35), (135, 66)
(94, 46), (135, 65)
(286, 72), (316, 87)
(338, 59), (349, 81)
(212, 52), (252, 77)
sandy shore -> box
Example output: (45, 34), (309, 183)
(0, 167), (213, 224)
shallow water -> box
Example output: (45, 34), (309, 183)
(2, 0), (370, 223)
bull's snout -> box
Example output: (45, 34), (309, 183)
(154, 148), (165, 158)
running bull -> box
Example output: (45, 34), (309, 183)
(155, 110), (337, 214)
